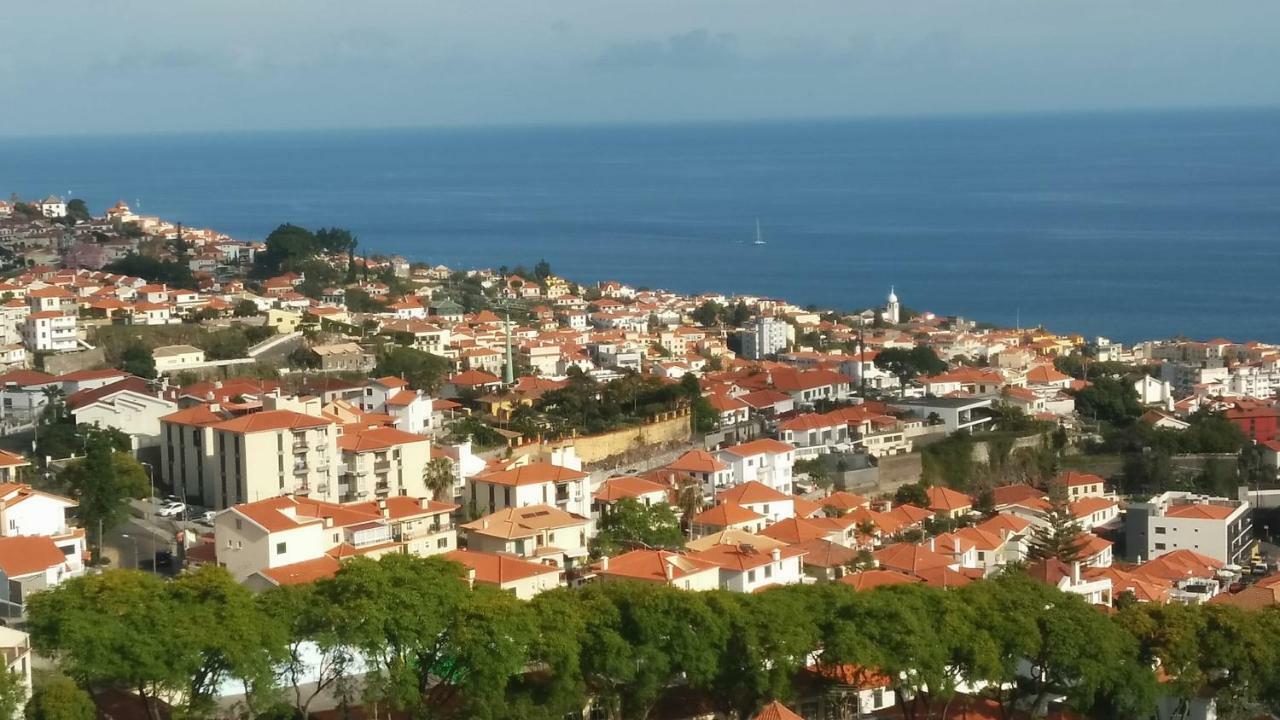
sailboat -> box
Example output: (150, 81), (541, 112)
(753, 219), (766, 246)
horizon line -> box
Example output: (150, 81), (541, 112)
(2, 102), (1278, 142)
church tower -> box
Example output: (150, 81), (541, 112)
(885, 286), (901, 325)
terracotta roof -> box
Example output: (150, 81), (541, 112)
(820, 491), (870, 512)
(1209, 583), (1280, 610)
(461, 504), (587, 539)
(159, 404), (226, 427)
(688, 542), (805, 571)
(667, 449), (728, 474)
(474, 462), (588, 487)
(212, 410), (332, 433)
(1057, 470), (1105, 488)
(760, 517), (834, 545)
(684, 529), (787, 553)
(445, 549), (558, 585)
(839, 568), (920, 591)
(927, 485), (973, 512)
(1164, 503), (1236, 520)
(874, 542), (954, 574)
(791, 538), (857, 568)
(752, 701), (804, 720)
(0, 450), (30, 469)
(716, 481), (792, 506)
(337, 426), (429, 452)
(720, 438), (794, 457)
(0, 535), (69, 578)
(593, 476), (670, 502)
(0, 369), (57, 387)
(258, 556), (342, 586)
(692, 503), (765, 528)
(594, 549), (719, 584)
(447, 369), (502, 386)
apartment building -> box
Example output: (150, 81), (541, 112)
(336, 426), (431, 502)
(161, 403), (341, 509)
(217, 494), (457, 585)
(466, 461), (591, 518)
(1125, 491), (1253, 565)
(716, 439), (796, 493)
(23, 311), (77, 352)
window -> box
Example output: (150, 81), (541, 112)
(764, 564), (772, 578)
(747, 570), (756, 583)
(437, 537), (448, 549)
(1155, 527), (1166, 534)
(235, 518), (242, 531)
(276, 542), (287, 555)
(1155, 542), (1166, 550)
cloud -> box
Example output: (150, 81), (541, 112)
(592, 29), (739, 69)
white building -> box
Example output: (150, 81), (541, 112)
(741, 316), (788, 360)
(23, 312), (77, 353)
(883, 287), (901, 325)
(38, 196), (66, 219)
(716, 439), (796, 493)
(154, 345), (206, 372)
(1125, 491), (1253, 565)
(687, 544), (806, 593)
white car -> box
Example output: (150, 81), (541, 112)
(156, 501), (186, 518)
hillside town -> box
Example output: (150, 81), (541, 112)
(1, 195), (1279, 720)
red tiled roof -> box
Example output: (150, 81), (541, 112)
(212, 410), (331, 433)
(0, 535), (69, 577)
(445, 549), (558, 585)
(474, 462), (588, 487)
(259, 556), (342, 586)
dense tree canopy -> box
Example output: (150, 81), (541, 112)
(875, 345), (947, 384)
(29, 552), (1280, 720)
(592, 498), (685, 556)
(373, 345), (451, 393)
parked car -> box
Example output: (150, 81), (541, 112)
(157, 501), (186, 518)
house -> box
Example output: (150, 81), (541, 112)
(717, 439), (796, 493)
(0, 483), (85, 574)
(687, 544), (806, 593)
(467, 461), (591, 518)
(593, 549), (721, 591)
(23, 311), (77, 352)
(0, 451), (29, 484)
(445, 549), (562, 600)
(715, 481), (795, 523)
(153, 345), (206, 372)
(460, 504), (591, 570)
(218, 494), (457, 585)
(926, 485), (973, 518)
(0, 627), (32, 708)
(0, 535), (81, 609)
(1057, 471), (1107, 499)
(312, 343), (376, 373)
(690, 503), (767, 537)
(888, 397), (993, 434)
(1027, 558), (1112, 606)
(592, 476), (671, 514)
(666, 450), (733, 497)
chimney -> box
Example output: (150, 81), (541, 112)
(206, 391), (215, 401)
(481, 519), (489, 529)
(1071, 561), (1081, 585)
(771, 547), (781, 563)
(214, 380), (223, 389)
(663, 558), (674, 581)
(600, 555), (609, 571)
(466, 567), (476, 589)
(378, 499), (388, 517)
(928, 536), (936, 552)
(419, 497), (430, 509)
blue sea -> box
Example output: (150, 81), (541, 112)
(2, 108), (1278, 343)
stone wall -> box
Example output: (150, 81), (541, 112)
(525, 410), (693, 467)
(39, 347), (106, 376)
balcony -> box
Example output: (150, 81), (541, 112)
(292, 438), (309, 450)
(293, 463), (309, 475)
(374, 461), (392, 473)
(375, 482), (391, 495)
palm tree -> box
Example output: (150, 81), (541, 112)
(421, 456), (456, 502)
(674, 477), (704, 538)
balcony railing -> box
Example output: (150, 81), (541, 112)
(374, 461), (392, 473)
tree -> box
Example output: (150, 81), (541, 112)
(894, 482), (930, 508)
(874, 345), (947, 385)
(533, 259), (553, 281)
(119, 342), (156, 379)
(793, 458), (833, 490)
(288, 346), (321, 369)
(1071, 375), (1142, 427)
(422, 456), (456, 502)
(1027, 486), (1087, 564)
(0, 667), (25, 720)
(592, 498), (685, 556)
(257, 584), (353, 719)
(314, 227), (357, 254)
(690, 301), (723, 328)
(373, 345), (451, 393)
(102, 254), (196, 289)
(233, 299), (260, 317)
(65, 199), (91, 223)
(24, 675), (94, 720)
(26, 571), (189, 720)
(167, 565), (288, 717)
(254, 224), (319, 277)
(59, 431), (150, 559)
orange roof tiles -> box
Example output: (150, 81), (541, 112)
(474, 462), (588, 487)
(0, 535), (69, 578)
(212, 410), (332, 433)
(259, 556), (342, 586)
(752, 701), (804, 720)
(927, 485), (973, 512)
(721, 438), (794, 457)
(667, 449), (728, 474)
(716, 481), (792, 506)
(595, 549), (719, 584)
(445, 549), (558, 585)
(692, 503), (765, 528)
(593, 476), (670, 502)
(337, 426), (429, 453)
(1164, 503), (1236, 520)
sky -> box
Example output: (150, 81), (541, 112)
(1, 0), (1278, 136)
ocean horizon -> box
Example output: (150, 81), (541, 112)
(2, 106), (1278, 344)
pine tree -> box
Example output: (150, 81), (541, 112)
(1028, 485), (1087, 563)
